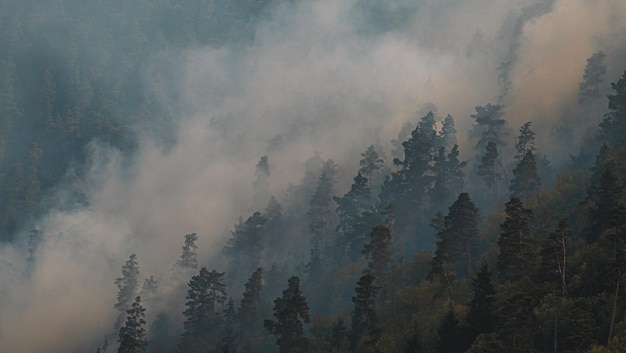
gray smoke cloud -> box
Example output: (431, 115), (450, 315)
(1, 0), (625, 351)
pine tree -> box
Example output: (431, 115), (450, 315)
(470, 104), (509, 153)
(358, 144), (385, 188)
(238, 267), (264, 331)
(118, 296), (148, 353)
(600, 69), (626, 143)
(334, 172), (374, 259)
(115, 254), (140, 329)
(180, 267), (228, 351)
(466, 263), (497, 337)
(264, 276), (310, 353)
(514, 122), (536, 160)
(440, 114), (458, 152)
(509, 151), (540, 201)
(362, 225), (393, 296)
(350, 274), (380, 350)
(225, 212), (267, 272)
(431, 145), (467, 209)
(497, 198), (535, 282)
(175, 233), (198, 271)
(436, 306), (463, 353)
(476, 141), (502, 200)
(307, 159), (337, 277)
(538, 220), (571, 296)
(438, 193), (479, 276)
(578, 51), (606, 104)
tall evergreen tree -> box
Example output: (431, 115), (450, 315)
(514, 122), (536, 160)
(600, 69), (626, 143)
(180, 268), (228, 352)
(466, 263), (498, 337)
(509, 151), (541, 201)
(497, 198), (535, 282)
(115, 254), (140, 329)
(225, 212), (267, 273)
(578, 51), (607, 104)
(436, 306), (463, 353)
(334, 172), (374, 259)
(175, 233), (199, 271)
(538, 219), (571, 296)
(362, 225), (393, 292)
(307, 159), (337, 277)
(476, 141), (502, 200)
(437, 193), (479, 276)
(431, 145), (467, 209)
(440, 114), (458, 152)
(470, 104), (509, 153)
(358, 144), (385, 188)
(264, 276), (311, 353)
(350, 274), (380, 350)
(118, 296), (148, 353)
(238, 267), (264, 331)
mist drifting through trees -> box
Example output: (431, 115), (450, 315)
(0, 0), (626, 352)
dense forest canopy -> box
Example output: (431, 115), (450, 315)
(1, 0), (626, 352)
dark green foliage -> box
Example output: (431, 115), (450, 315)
(175, 233), (199, 271)
(180, 268), (228, 351)
(225, 212), (267, 272)
(436, 193), (480, 276)
(600, 69), (626, 144)
(431, 145), (467, 209)
(561, 298), (599, 353)
(307, 159), (337, 277)
(476, 141), (502, 200)
(239, 267), (264, 331)
(264, 276), (311, 353)
(436, 307), (463, 353)
(498, 293), (537, 352)
(470, 104), (509, 152)
(359, 144), (385, 188)
(440, 114), (457, 152)
(334, 172), (375, 260)
(514, 122), (536, 160)
(579, 51), (607, 104)
(509, 151), (541, 201)
(362, 226), (393, 286)
(350, 274), (380, 350)
(497, 198), (535, 282)
(115, 254), (140, 328)
(118, 296), (148, 353)
(467, 263), (498, 336)
(538, 220), (571, 295)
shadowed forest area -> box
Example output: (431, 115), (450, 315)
(1, 1), (626, 353)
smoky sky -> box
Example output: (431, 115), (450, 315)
(1, 0), (625, 351)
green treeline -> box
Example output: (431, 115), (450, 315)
(107, 68), (626, 353)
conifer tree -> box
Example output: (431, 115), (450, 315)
(538, 219), (571, 296)
(264, 276), (310, 353)
(509, 151), (540, 201)
(436, 306), (463, 353)
(307, 159), (337, 277)
(600, 69), (626, 143)
(578, 51), (606, 104)
(497, 198), (535, 282)
(437, 193), (479, 276)
(440, 114), (458, 152)
(470, 104), (509, 152)
(358, 144), (385, 188)
(118, 296), (148, 353)
(225, 212), (267, 272)
(115, 254), (140, 329)
(180, 268), (228, 351)
(350, 274), (380, 350)
(238, 267), (264, 331)
(362, 225), (393, 286)
(175, 233), (198, 271)
(514, 122), (536, 160)
(466, 263), (497, 337)
(476, 141), (502, 200)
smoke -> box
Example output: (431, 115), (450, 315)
(1, 0), (625, 351)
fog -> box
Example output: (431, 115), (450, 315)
(1, 0), (625, 351)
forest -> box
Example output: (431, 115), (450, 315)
(1, 0), (626, 353)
